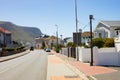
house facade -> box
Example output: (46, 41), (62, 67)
(63, 37), (73, 46)
(0, 27), (12, 46)
(94, 21), (120, 38)
(81, 32), (94, 45)
(35, 36), (61, 49)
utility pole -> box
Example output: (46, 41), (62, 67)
(75, 0), (79, 61)
(75, 0), (78, 33)
(60, 35), (62, 44)
(89, 15), (94, 66)
(55, 25), (58, 47)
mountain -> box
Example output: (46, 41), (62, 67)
(0, 21), (42, 43)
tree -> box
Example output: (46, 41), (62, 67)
(103, 38), (114, 47)
(92, 38), (104, 48)
(67, 42), (75, 47)
(54, 44), (65, 53)
(41, 41), (46, 49)
(92, 38), (114, 48)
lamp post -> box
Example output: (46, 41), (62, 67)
(89, 15), (94, 66)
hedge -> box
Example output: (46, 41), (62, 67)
(92, 38), (114, 48)
(2, 46), (25, 52)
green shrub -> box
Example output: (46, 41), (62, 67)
(92, 38), (104, 48)
(92, 38), (114, 48)
(2, 46), (25, 52)
(3, 48), (15, 52)
(103, 38), (114, 47)
(17, 46), (25, 51)
(54, 44), (65, 53)
(2, 48), (7, 52)
(7, 48), (15, 51)
(67, 42), (75, 47)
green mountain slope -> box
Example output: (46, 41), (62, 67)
(0, 21), (42, 42)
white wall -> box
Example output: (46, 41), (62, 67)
(94, 52), (120, 66)
(98, 47), (116, 53)
(62, 47), (120, 66)
(114, 36), (120, 52)
(78, 47), (120, 66)
(61, 48), (68, 56)
(78, 47), (91, 62)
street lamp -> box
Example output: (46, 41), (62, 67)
(89, 15), (94, 66)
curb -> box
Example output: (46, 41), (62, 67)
(61, 59), (90, 80)
(55, 54), (97, 80)
(88, 76), (97, 80)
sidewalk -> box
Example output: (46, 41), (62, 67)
(47, 54), (86, 80)
(47, 51), (91, 80)
(49, 51), (120, 80)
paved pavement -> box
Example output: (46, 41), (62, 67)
(49, 50), (120, 80)
(0, 50), (48, 80)
(1, 50), (120, 80)
(47, 54), (84, 80)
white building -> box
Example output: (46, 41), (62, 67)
(35, 36), (61, 49)
(81, 32), (94, 45)
(63, 37), (73, 46)
(94, 21), (120, 38)
(0, 27), (12, 46)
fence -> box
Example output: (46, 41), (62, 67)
(61, 47), (76, 58)
(61, 47), (120, 66)
(94, 47), (120, 66)
(78, 47), (91, 62)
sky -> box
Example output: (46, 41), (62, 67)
(0, 0), (120, 38)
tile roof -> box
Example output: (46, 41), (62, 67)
(101, 21), (120, 27)
(0, 27), (11, 34)
(81, 32), (94, 37)
(48, 36), (56, 39)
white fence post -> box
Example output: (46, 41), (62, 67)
(93, 47), (98, 66)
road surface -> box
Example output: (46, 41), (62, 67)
(0, 50), (47, 80)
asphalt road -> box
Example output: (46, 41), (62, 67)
(0, 50), (47, 80)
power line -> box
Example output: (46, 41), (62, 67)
(82, 22), (89, 30)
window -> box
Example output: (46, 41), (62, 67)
(94, 32), (97, 37)
(99, 33), (102, 38)
(106, 32), (108, 37)
(116, 30), (119, 35)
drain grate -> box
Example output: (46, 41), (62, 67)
(47, 53), (54, 55)
(64, 75), (79, 78)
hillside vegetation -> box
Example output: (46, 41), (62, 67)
(0, 21), (42, 42)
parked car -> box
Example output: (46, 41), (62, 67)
(30, 46), (34, 51)
(45, 48), (51, 52)
(44, 48), (46, 51)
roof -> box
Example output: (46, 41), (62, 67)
(81, 32), (94, 37)
(0, 27), (11, 34)
(64, 37), (72, 40)
(48, 36), (56, 39)
(63, 37), (73, 43)
(101, 21), (120, 27)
